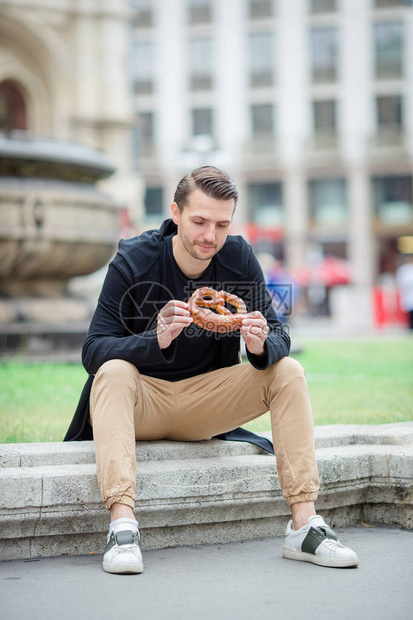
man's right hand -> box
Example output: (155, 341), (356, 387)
(157, 300), (193, 350)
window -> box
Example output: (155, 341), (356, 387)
(188, 0), (212, 24)
(248, 182), (283, 226)
(313, 100), (337, 134)
(137, 112), (154, 142)
(192, 108), (213, 136)
(0, 80), (27, 131)
(132, 112), (154, 163)
(251, 104), (274, 137)
(310, 27), (338, 83)
(377, 95), (403, 131)
(131, 0), (153, 28)
(375, 1), (412, 8)
(249, 32), (275, 87)
(309, 179), (347, 226)
(131, 41), (154, 94)
(249, 0), (274, 19)
(189, 38), (213, 91)
(310, 0), (337, 13)
(145, 187), (164, 218)
(374, 21), (403, 79)
(372, 176), (413, 225)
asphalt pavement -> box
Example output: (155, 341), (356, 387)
(1, 526), (412, 620)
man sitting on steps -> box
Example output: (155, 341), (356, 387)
(64, 165), (359, 574)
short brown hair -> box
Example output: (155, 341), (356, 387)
(174, 166), (238, 211)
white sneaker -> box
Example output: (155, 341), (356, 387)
(282, 515), (359, 568)
(103, 518), (143, 574)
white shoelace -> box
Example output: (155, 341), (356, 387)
(323, 538), (345, 550)
(113, 544), (140, 556)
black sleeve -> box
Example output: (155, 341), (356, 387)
(244, 248), (291, 369)
(82, 261), (176, 375)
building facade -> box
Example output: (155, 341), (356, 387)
(130, 0), (413, 326)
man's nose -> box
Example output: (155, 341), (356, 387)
(203, 226), (216, 243)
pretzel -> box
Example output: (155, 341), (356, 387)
(188, 287), (247, 333)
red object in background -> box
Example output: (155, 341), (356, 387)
(294, 255), (352, 287)
(245, 223), (283, 243)
(373, 287), (409, 328)
(119, 206), (135, 239)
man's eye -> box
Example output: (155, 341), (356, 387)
(194, 221), (203, 225)
(219, 224), (229, 228)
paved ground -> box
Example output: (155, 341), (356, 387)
(1, 527), (412, 620)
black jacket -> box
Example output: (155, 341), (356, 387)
(64, 219), (290, 442)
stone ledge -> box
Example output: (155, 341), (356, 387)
(2, 422), (412, 469)
(0, 423), (412, 561)
(0, 437), (268, 468)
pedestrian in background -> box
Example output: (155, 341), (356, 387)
(396, 255), (413, 330)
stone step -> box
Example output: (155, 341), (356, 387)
(0, 437), (268, 468)
(0, 423), (412, 561)
(1, 443), (412, 513)
(2, 423), (413, 469)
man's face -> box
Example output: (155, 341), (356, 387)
(171, 189), (235, 262)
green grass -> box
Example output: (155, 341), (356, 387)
(244, 339), (413, 434)
(0, 364), (86, 443)
(1, 340), (412, 443)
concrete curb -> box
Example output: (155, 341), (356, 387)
(0, 423), (412, 561)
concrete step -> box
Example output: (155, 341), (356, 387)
(2, 422), (412, 469)
(0, 423), (412, 561)
(0, 436), (268, 468)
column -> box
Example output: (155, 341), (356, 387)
(348, 167), (375, 329)
(99, 3), (139, 216)
(284, 169), (308, 273)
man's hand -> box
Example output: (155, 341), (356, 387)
(240, 311), (269, 357)
(157, 300), (193, 350)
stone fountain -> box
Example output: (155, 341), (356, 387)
(0, 131), (120, 357)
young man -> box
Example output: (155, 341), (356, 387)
(65, 166), (358, 573)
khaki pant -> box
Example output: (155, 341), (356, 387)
(90, 357), (320, 511)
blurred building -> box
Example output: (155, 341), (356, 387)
(130, 0), (413, 327)
(0, 0), (139, 215)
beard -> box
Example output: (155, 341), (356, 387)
(179, 229), (219, 261)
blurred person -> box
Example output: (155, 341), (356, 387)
(64, 166), (358, 574)
(307, 280), (329, 316)
(396, 255), (413, 329)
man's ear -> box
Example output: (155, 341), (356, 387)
(171, 202), (180, 225)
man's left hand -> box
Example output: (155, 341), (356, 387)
(240, 311), (269, 357)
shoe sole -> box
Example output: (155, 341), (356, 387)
(103, 561), (144, 574)
(282, 546), (359, 568)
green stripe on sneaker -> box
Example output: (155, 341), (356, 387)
(104, 532), (117, 554)
(318, 525), (337, 541)
(104, 530), (140, 554)
(115, 530), (139, 546)
(301, 527), (327, 555)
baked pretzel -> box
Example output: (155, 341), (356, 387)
(188, 287), (247, 333)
